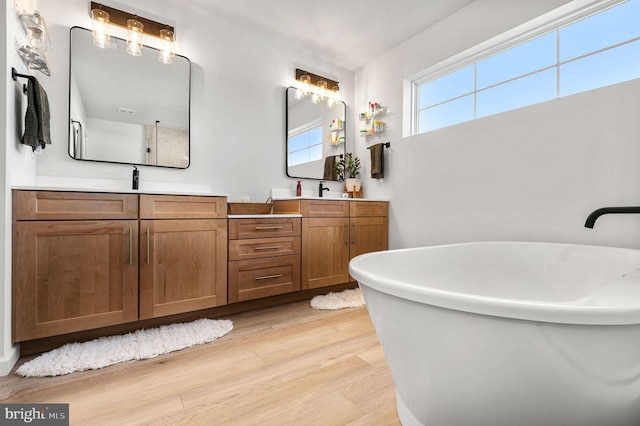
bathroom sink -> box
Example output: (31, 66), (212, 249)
(227, 202), (273, 215)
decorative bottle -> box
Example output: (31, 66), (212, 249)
(296, 180), (302, 197)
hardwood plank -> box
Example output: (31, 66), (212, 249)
(1, 301), (399, 425)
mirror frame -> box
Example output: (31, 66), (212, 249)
(68, 26), (191, 169)
(285, 86), (346, 181)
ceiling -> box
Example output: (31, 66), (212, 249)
(166, 0), (475, 70)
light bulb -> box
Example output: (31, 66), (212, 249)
(126, 19), (144, 56)
(91, 8), (110, 49)
(317, 80), (327, 99)
(299, 74), (311, 95)
(158, 29), (175, 64)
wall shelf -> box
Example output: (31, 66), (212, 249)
(359, 102), (386, 136)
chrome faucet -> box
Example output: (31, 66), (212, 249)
(319, 181), (329, 197)
(584, 206), (640, 228)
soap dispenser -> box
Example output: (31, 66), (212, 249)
(296, 180), (302, 197)
(132, 166), (139, 190)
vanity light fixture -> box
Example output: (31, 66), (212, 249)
(294, 69), (340, 107)
(126, 18), (144, 56)
(295, 73), (311, 99)
(91, 7), (110, 48)
(327, 84), (341, 107)
(158, 28), (175, 64)
(316, 80), (328, 99)
(89, 2), (176, 62)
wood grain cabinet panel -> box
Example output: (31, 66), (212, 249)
(139, 219), (227, 319)
(349, 201), (388, 218)
(228, 255), (300, 303)
(229, 217), (301, 240)
(301, 200), (388, 290)
(13, 190), (138, 220)
(229, 236), (301, 261)
(350, 216), (389, 259)
(301, 200), (349, 217)
(140, 195), (226, 219)
(13, 220), (139, 341)
(301, 217), (350, 290)
(228, 217), (301, 302)
(13, 190), (229, 343)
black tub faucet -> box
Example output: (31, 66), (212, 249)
(584, 206), (640, 228)
(319, 181), (329, 197)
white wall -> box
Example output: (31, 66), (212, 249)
(355, 0), (640, 250)
(2, 0), (41, 375)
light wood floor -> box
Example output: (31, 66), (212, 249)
(1, 301), (400, 425)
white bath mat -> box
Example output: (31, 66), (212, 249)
(15, 318), (233, 378)
(310, 287), (365, 310)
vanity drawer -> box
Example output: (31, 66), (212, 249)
(229, 236), (300, 261)
(301, 200), (349, 217)
(350, 201), (388, 217)
(228, 255), (301, 302)
(13, 190), (138, 220)
(229, 217), (301, 239)
(140, 195), (226, 219)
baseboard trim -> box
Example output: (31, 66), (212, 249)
(0, 344), (20, 376)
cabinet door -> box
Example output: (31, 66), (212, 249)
(139, 219), (227, 319)
(350, 216), (389, 259)
(13, 220), (138, 341)
(301, 217), (350, 290)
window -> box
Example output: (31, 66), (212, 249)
(287, 120), (323, 167)
(413, 0), (640, 134)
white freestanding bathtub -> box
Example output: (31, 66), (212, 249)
(349, 242), (640, 426)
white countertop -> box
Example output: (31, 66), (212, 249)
(273, 196), (389, 202)
(12, 185), (229, 198)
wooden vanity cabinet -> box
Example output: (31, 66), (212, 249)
(12, 191), (139, 341)
(349, 201), (389, 259)
(139, 195), (227, 319)
(12, 191), (228, 342)
(302, 215), (350, 290)
(228, 217), (301, 302)
(294, 200), (389, 290)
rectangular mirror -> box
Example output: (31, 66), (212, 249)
(69, 26), (190, 168)
(286, 86), (346, 180)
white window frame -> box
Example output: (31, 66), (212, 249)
(405, 0), (626, 137)
(287, 118), (323, 167)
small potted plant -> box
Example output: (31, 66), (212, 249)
(335, 152), (361, 192)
